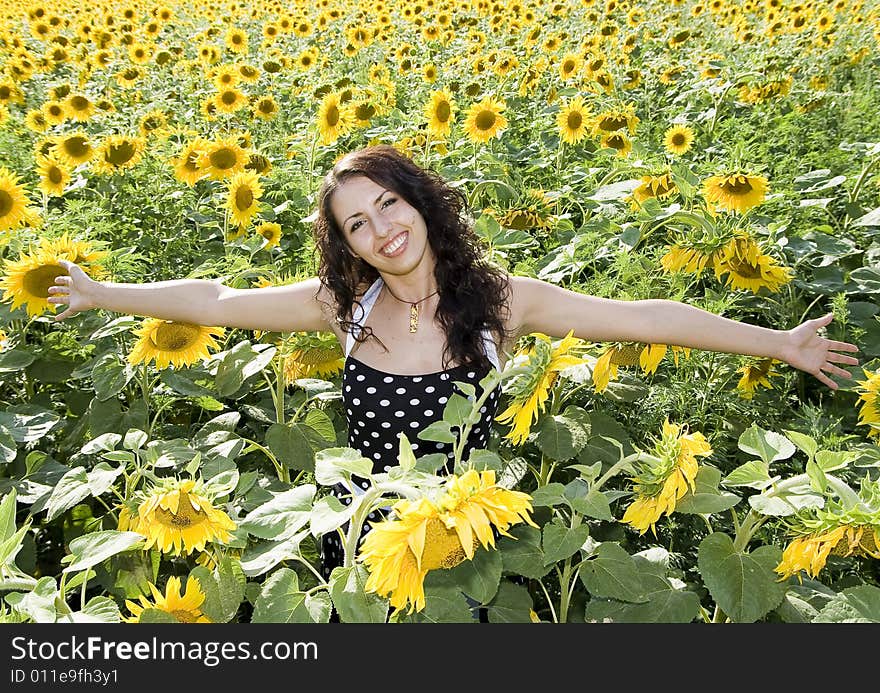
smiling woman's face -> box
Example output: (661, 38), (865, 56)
(330, 175), (434, 277)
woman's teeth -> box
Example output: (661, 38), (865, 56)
(380, 232), (407, 256)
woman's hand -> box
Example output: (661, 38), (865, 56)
(778, 313), (860, 389)
(48, 259), (100, 321)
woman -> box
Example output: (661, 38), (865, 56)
(50, 144), (860, 576)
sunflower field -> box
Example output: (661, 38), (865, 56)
(0, 0), (879, 625)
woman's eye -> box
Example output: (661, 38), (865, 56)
(382, 197), (397, 209)
(350, 220), (364, 232)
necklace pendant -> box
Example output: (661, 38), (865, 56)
(409, 304), (419, 333)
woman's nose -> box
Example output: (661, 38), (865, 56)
(373, 216), (392, 237)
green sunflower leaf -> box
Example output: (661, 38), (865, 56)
(329, 564), (388, 623)
(542, 519), (590, 565)
(584, 573), (700, 623)
(579, 542), (646, 603)
(697, 532), (787, 623)
(499, 524), (550, 579)
(813, 585), (880, 623)
(251, 567), (330, 623)
(485, 581), (534, 623)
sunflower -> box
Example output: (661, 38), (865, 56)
(214, 86), (248, 114)
(127, 318), (225, 370)
(38, 234), (108, 270)
(225, 27), (249, 54)
(254, 221), (282, 249)
(124, 576), (211, 623)
(558, 52), (583, 81)
(199, 135), (249, 180)
(660, 243), (717, 276)
(63, 93), (94, 122)
(281, 331), (344, 382)
(622, 419), (713, 536)
(600, 131), (631, 156)
(171, 139), (208, 186)
(316, 91), (353, 145)
(736, 358), (782, 399)
(359, 469), (537, 613)
(53, 131), (95, 168)
(115, 66), (143, 88)
(25, 109), (49, 133)
(702, 172), (768, 213)
(36, 155), (70, 197)
(632, 172), (677, 205)
(855, 369), (880, 439)
(92, 135), (145, 175)
(557, 96), (590, 145)
(1, 248), (67, 316)
(591, 105), (639, 135)
(212, 64), (240, 89)
(424, 89), (456, 138)
(138, 109), (168, 138)
(253, 95), (279, 120)
(713, 234), (792, 294)
(121, 477), (235, 556)
(225, 171), (263, 228)
(496, 331), (587, 445)
(663, 124), (694, 155)
(0, 168), (32, 231)
(128, 42), (152, 65)
(463, 96), (508, 144)
(776, 525), (880, 582)
(592, 342), (664, 392)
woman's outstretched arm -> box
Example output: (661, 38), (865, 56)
(49, 259), (333, 334)
(508, 275), (860, 390)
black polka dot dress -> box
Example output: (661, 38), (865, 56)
(320, 278), (502, 579)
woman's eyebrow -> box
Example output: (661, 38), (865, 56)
(344, 190), (388, 225)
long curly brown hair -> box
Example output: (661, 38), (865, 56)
(313, 145), (510, 370)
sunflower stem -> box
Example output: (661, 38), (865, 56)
(140, 362), (151, 424)
(536, 578), (558, 623)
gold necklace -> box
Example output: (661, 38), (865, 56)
(383, 284), (439, 333)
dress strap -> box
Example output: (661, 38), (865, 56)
(481, 329), (501, 371)
(345, 277), (384, 356)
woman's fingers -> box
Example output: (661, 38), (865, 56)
(826, 340), (859, 352)
(826, 351), (860, 366)
(821, 363), (853, 379)
(814, 371), (838, 390)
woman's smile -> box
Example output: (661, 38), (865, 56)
(379, 231), (408, 257)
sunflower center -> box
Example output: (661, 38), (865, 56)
(184, 151), (200, 171)
(221, 90), (237, 105)
(567, 112), (583, 130)
(420, 517), (469, 570)
(435, 101), (451, 122)
(475, 109), (496, 131)
(0, 190), (13, 216)
(672, 133), (686, 146)
(70, 96), (89, 111)
(48, 104), (63, 116)
(599, 115), (627, 131)
(259, 100), (275, 114)
(611, 344), (643, 366)
(171, 609), (201, 623)
(106, 141), (135, 166)
(209, 147), (238, 170)
(154, 496), (208, 528)
(355, 103), (375, 119)
(725, 257), (762, 279)
(24, 264), (67, 298)
(63, 136), (89, 158)
(325, 105), (339, 127)
(48, 166), (63, 184)
(605, 134), (626, 149)
(150, 322), (201, 351)
(235, 186), (254, 211)
(720, 177), (754, 195)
